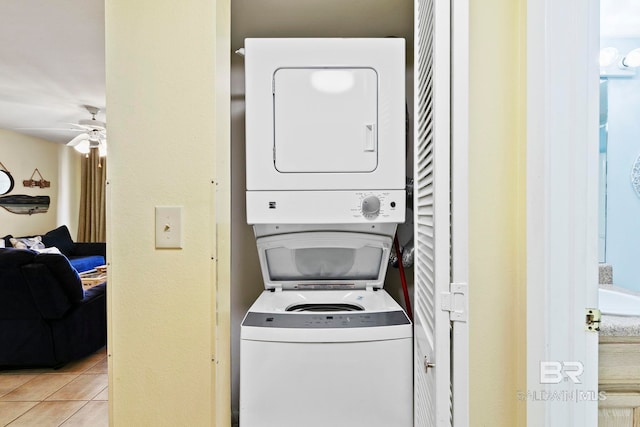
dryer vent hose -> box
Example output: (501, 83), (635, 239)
(394, 234), (413, 322)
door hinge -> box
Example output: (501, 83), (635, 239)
(441, 282), (468, 322)
(585, 308), (601, 332)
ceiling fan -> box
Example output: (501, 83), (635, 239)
(67, 105), (107, 157)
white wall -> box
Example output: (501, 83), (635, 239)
(0, 128), (81, 239)
(56, 145), (81, 237)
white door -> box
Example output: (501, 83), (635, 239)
(244, 38), (406, 192)
(526, 0), (600, 425)
(413, 0), (468, 425)
(273, 68), (378, 173)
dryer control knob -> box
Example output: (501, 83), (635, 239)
(361, 196), (381, 218)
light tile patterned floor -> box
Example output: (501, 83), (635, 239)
(0, 348), (108, 427)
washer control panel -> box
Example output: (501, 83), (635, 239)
(243, 311), (410, 328)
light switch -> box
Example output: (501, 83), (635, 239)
(155, 206), (182, 249)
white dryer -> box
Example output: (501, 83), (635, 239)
(240, 226), (413, 427)
(243, 38), (406, 225)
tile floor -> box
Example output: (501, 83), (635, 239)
(0, 348), (108, 426)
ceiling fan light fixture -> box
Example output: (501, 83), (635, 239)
(72, 140), (91, 155)
(71, 140), (106, 157)
(66, 105), (107, 156)
(88, 129), (101, 142)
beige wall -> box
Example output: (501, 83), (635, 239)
(106, 0), (527, 425)
(105, 0), (229, 425)
(469, 0), (527, 425)
(0, 128), (80, 239)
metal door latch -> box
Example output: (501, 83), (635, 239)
(424, 356), (435, 372)
(585, 308), (601, 332)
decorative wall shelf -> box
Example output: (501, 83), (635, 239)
(0, 195), (50, 215)
(23, 168), (50, 188)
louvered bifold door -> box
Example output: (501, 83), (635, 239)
(413, 0), (452, 426)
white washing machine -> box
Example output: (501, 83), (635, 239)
(240, 38), (412, 426)
(240, 226), (413, 427)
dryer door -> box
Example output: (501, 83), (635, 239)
(273, 67), (378, 173)
(256, 231), (392, 290)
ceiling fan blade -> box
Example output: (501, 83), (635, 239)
(67, 133), (89, 147)
(14, 127), (84, 132)
(78, 118), (106, 129)
(67, 123), (94, 131)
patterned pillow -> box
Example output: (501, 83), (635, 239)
(10, 236), (45, 250)
(33, 246), (62, 255)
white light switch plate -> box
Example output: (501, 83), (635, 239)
(155, 206), (182, 249)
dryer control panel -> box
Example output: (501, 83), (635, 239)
(360, 195), (381, 218)
(246, 190), (405, 224)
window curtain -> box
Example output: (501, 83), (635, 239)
(77, 148), (106, 242)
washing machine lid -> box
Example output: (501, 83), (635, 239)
(256, 231), (392, 290)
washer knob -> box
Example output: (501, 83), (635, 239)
(361, 196), (381, 218)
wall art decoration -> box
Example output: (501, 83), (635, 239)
(0, 195), (50, 215)
(22, 168), (50, 188)
(0, 161), (15, 195)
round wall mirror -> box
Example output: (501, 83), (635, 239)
(0, 170), (15, 195)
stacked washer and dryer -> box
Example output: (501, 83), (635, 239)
(240, 38), (412, 427)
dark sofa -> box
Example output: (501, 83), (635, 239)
(0, 248), (106, 368)
(2, 225), (105, 273)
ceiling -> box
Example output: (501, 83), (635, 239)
(0, 0), (105, 144)
(4, 1), (640, 146)
(0, 0), (407, 147)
